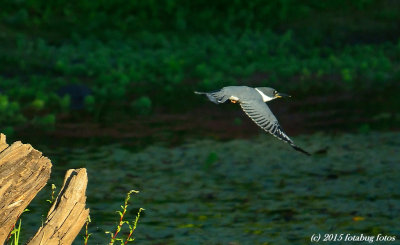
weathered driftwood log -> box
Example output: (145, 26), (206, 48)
(0, 133), (52, 243)
(28, 168), (90, 245)
(0, 134), (89, 244)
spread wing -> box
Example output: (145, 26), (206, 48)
(240, 100), (310, 156)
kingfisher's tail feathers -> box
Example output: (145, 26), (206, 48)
(195, 89), (228, 104)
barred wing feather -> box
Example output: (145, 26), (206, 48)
(240, 100), (310, 156)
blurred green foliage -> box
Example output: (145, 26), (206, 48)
(2, 0), (398, 39)
(32, 114), (56, 130)
(131, 96), (152, 116)
(0, 0), (400, 130)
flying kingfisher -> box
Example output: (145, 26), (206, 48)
(195, 86), (311, 156)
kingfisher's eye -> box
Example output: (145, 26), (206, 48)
(274, 90), (277, 95)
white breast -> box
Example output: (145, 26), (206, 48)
(229, 95), (239, 101)
(255, 88), (274, 102)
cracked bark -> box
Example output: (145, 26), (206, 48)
(0, 134), (52, 243)
(27, 168), (90, 245)
(0, 134), (89, 245)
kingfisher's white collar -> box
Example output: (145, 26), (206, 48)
(255, 88), (274, 102)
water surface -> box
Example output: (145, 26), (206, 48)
(21, 132), (400, 244)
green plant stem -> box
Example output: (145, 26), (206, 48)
(15, 219), (21, 245)
(7, 215), (21, 242)
(109, 190), (138, 245)
(109, 209), (126, 245)
(84, 215), (91, 245)
(124, 208), (144, 245)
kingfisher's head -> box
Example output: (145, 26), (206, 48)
(255, 87), (291, 102)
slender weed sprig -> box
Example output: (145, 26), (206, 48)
(124, 208), (144, 244)
(9, 218), (22, 245)
(84, 215), (92, 245)
(46, 184), (57, 204)
(7, 208), (29, 245)
(42, 183), (57, 226)
(105, 190), (143, 245)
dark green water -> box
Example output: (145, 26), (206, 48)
(19, 131), (400, 244)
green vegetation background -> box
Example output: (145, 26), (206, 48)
(1, 0), (400, 131)
(2, 1), (400, 244)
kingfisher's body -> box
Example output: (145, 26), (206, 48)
(208, 86), (261, 103)
(195, 86), (311, 156)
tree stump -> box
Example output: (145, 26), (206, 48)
(28, 168), (90, 245)
(0, 134), (90, 245)
(0, 134), (52, 243)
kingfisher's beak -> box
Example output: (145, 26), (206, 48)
(275, 92), (291, 98)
